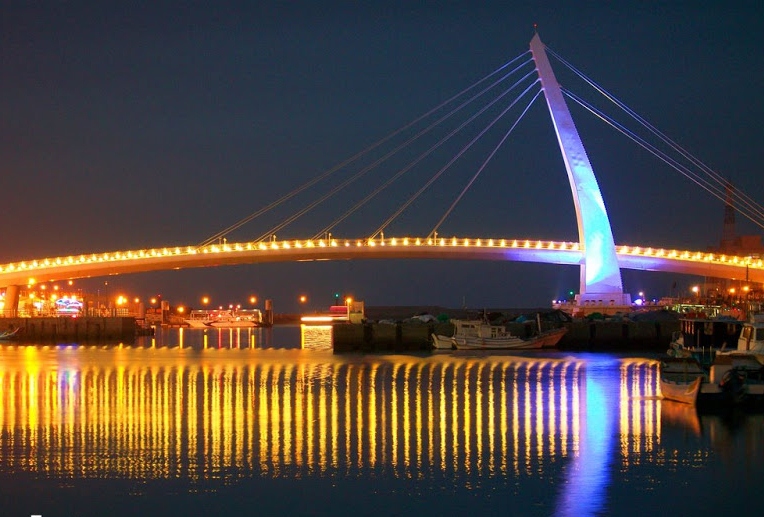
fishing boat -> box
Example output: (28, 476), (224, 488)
(667, 313), (742, 360)
(432, 318), (567, 350)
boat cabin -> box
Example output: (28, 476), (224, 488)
(736, 312), (764, 352)
(453, 319), (508, 339)
(235, 308), (263, 324)
(676, 316), (742, 350)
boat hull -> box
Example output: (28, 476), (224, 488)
(454, 328), (567, 350)
(431, 334), (455, 350)
(204, 321), (258, 328)
(660, 376), (702, 405)
(660, 355), (764, 410)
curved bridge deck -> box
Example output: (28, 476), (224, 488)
(1, 236), (761, 287)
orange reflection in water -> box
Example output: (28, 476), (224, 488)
(0, 346), (675, 483)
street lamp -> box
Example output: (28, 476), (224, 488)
(345, 296), (353, 320)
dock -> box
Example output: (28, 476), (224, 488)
(332, 318), (680, 353)
(1, 317), (139, 342)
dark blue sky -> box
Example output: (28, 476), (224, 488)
(2, 2), (763, 312)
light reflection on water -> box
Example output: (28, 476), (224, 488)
(0, 330), (762, 516)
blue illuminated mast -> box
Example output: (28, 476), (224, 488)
(530, 33), (631, 309)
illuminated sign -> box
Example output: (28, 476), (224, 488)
(55, 298), (83, 315)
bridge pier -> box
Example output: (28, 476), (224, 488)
(2, 285), (20, 317)
(575, 292), (633, 316)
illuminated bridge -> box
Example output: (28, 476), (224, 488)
(1, 236), (762, 289)
(2, 33), (762, 311)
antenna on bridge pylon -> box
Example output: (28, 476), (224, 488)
(533, 23), (538, 34)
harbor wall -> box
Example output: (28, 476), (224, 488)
(332, 319), (681, 353)
(2, 317), (138, 342)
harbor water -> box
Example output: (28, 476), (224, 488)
(1, 325), (762, 516)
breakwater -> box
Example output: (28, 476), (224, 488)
(2, 317), (138, 342)
(333, 319), (680, 352)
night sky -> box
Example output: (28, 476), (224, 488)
(3, 2), (764, 313)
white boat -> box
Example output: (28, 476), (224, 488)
(660, 353), (764, 408)
(702, 352), (764, 408)
(431, 333), (456, 350)
(185, 308), (262, 328)
(432, 319), (567, 350)
(660, 357), (706, 405)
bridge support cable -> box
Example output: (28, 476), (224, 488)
(562, 88), (764, 230)
(429, 89), (543, 239)
(310, 70), (540, 241)
(370, 80), (542, 240)
(196, 51), (531, 248)
(256, 60), (539, 243)
(546, 46), (764, 230)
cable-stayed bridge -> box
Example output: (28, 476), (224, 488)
(2, 33), (763, 312)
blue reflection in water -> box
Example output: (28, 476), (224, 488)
(555, 355), (617, 516)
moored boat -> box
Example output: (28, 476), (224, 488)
(701, 352), (764, 409)
(431, 333), (456, 350)
(735, 312), (764, 359)
(660, 353), (764, 409)
(660, 357), (706, 405)
(186, 308), (262, 328)
(432, 319), (567, 350)
(667, 314), (743, 361)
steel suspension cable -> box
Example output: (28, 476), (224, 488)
(312, 68), (539, 240)
(429, 89), (543, 238)
(547, 46), (764, 227)
(370, 79), (542, 239)
(257, 59), (537, 242)
(197, 51), (532, 247)
(563, 89), (764, 231)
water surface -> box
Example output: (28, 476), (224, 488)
(0, 326), (761, 516)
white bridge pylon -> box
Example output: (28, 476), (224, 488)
(530, 33), (630, 307)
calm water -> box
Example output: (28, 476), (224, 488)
(1, 325), (762, 516)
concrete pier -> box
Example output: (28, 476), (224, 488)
(1, 317), (138, 342)
(332, 319), (680, 353)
